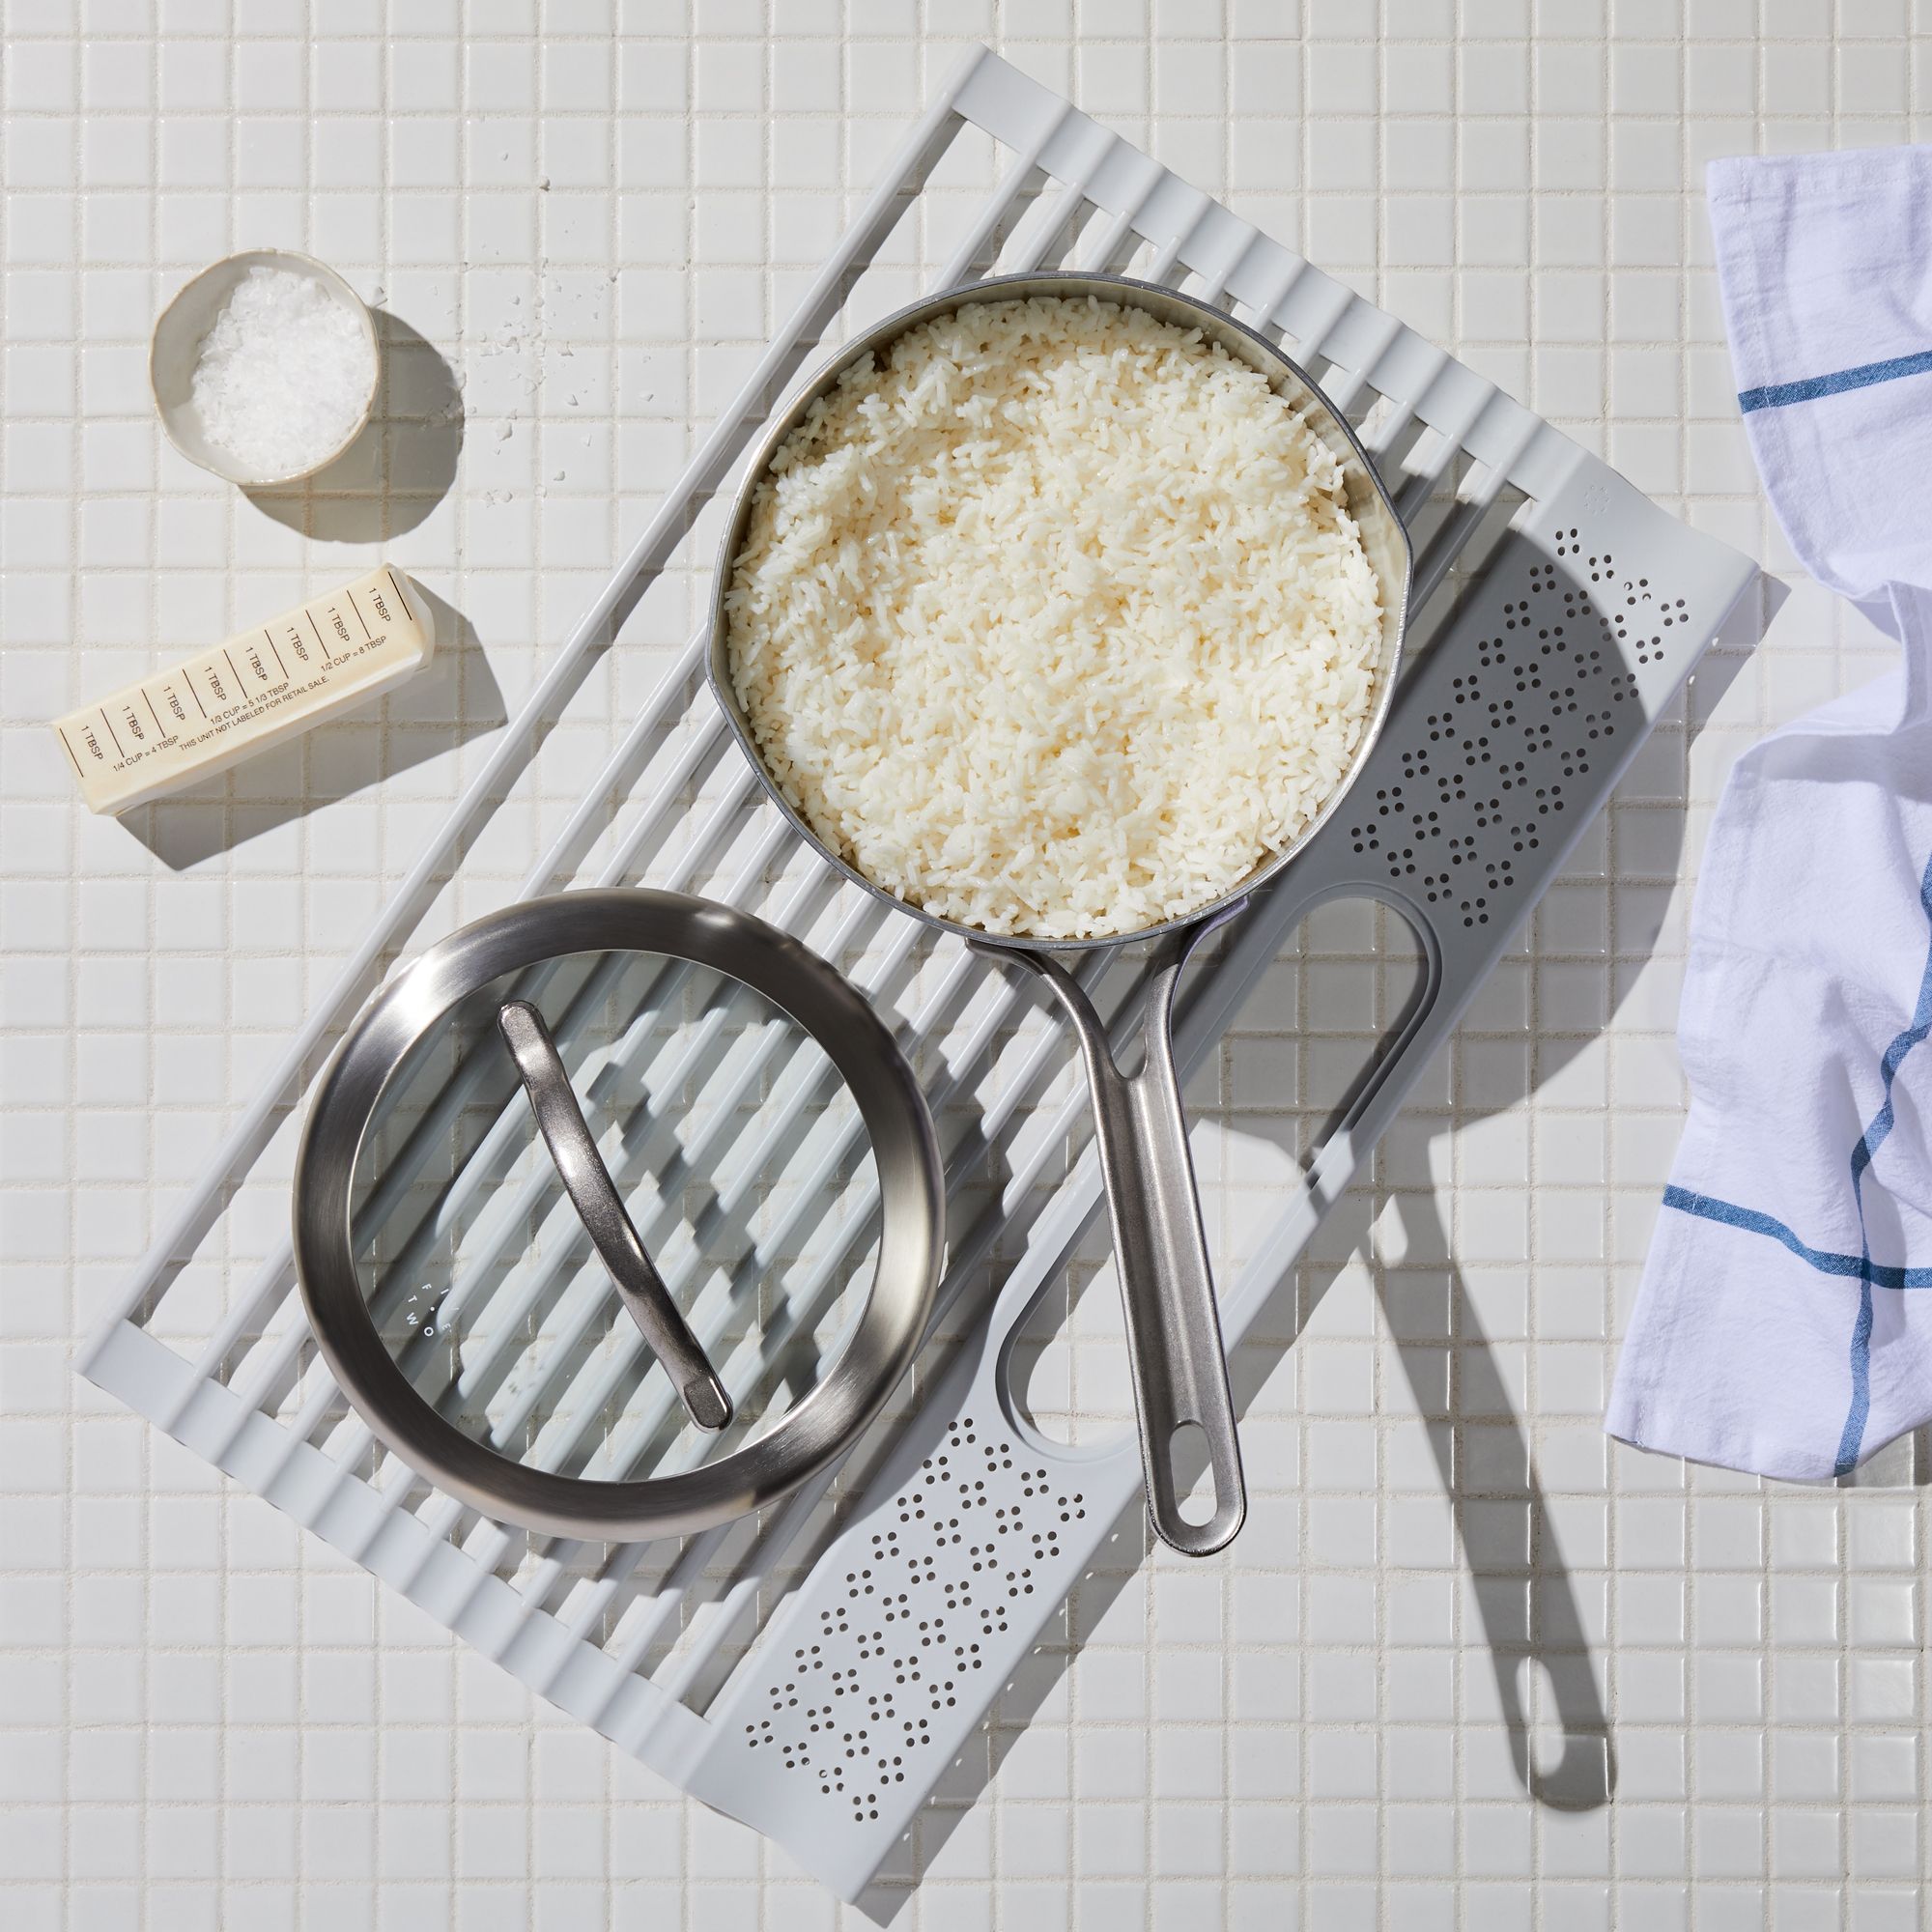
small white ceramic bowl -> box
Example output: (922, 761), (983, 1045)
(149, 249), (380, 488)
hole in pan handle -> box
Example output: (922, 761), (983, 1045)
(496, 999), (733, 1433)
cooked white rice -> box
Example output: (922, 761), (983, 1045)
(724, 295), (1383, 941)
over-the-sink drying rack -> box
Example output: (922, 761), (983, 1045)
(80, 47), (1757, 1906)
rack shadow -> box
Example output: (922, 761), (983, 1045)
(848, 573), (1780, 1918)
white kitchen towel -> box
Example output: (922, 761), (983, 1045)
(1606, 147), (1932, 1480)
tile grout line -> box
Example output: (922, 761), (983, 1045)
(1591, 4), (1612, 1920)
(1370, 7), (1392, 1928)
(1219, 17), (1237, 1931)
(1825, 17), (1849, 1932)
(603, 0), (625, 1913)
(1745, 23), (1771, 1929)
(62, 15), (83, 1931)
(679, 2), (698, 1915)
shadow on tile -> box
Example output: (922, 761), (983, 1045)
(1378, 1189), (1613, 1811)
(881, 588), (1786, 1905)
(123, 581), (504, 872)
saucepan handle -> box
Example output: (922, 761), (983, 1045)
(984, 924), (1247, 1555)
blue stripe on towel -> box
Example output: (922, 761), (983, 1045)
(1661, 1186), (1932, 1290)
(1662, 851), (1932, 1476)
(1739, 349), (1932, 414)
(1834, 848), (1932, 1473)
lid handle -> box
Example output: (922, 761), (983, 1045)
(496, 999), (732, 1433)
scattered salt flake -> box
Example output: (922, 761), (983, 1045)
(190, 266), (376, 479)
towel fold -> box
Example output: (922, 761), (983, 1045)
(1607, 147), (1932, 1480)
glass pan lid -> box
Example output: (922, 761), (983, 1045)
(293, 890), (944, 1543)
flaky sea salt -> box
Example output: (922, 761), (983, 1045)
(189, 266), (377, 479)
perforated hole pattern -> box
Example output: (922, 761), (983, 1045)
(745, 1419), (1085, 1823)
(1349, 535), (1652, 928)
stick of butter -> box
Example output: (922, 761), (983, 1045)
(52, 566), (436, 814)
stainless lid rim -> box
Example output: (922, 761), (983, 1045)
(292, 888), (945, 1543)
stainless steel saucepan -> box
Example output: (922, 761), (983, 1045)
(293, 889), (945, 1545)
(708, 271), (1411, 1556)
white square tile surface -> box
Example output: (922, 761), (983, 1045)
(5, 3), (1930, 1926)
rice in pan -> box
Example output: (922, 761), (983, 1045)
(723, 294), (1383, 942)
